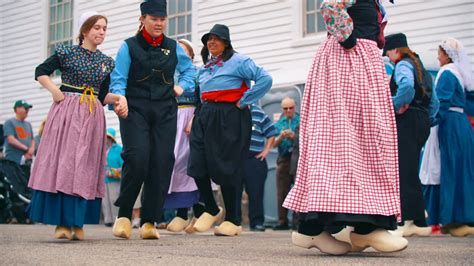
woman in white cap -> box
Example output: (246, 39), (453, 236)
(28, 11), (128, 240)
(425, 37), (474, 237)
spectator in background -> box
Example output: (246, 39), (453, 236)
(34, 118), (47, 156)
(102, 128), (123, 227)
(237, 104), (277, 232)
(272, 97), (299, 230)
(3, 100), (35, 166)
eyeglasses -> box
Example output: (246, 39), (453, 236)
(282, 106), (295, 111)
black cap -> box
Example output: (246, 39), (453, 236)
(140, 0), (167, 17)
(201, 24), (232, 48)
(383, 33), (408, 56)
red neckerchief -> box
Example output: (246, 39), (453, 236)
(142, 28), (163, 47)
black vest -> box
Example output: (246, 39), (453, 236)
(125, 33), (177, 100)
(390, 57), (432, 111)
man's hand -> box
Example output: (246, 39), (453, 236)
(255, 149), (270, 161)
(24, 146), (34, 160)
(114, 96), (128, 118)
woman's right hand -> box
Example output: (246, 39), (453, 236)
(52, 90), (65, 103)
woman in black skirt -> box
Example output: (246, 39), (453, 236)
(187, 24), (272, 236)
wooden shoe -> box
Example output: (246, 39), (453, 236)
(113, 217), (132, 239)
(71, 227), (84, 240)
(193, 207), (224, 232)
(398, 221), (432, 237)
(449, 225), (474, 237)
(54, 226), (72, 240)
(184, 217), (198, 234)
(214, 221), (242, 236)
(166, 217), (190, 232)
(389, 230), (404, 237)
(332, 226), (366, 252)
(140, 223), (160, 239)
(332, 227), (353, 244)
(292, 231), (351, 255)
(350, 229), (408, 253)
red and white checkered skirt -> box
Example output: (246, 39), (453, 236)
(283, 36), (400, 219)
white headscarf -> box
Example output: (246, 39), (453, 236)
(440, 37), (474, 92)
(78, 11), (99, 29)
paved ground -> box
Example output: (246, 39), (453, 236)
(1, 224), (473, 265)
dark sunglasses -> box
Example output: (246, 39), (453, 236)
(282, 106), (295, 111)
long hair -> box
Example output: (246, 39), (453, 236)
(201, 39), (236, 64)
(38, 118), (47, 137)
(77, 15), (108, 46)
(398, 47), (426, 94)
(137, 15), (146, 34)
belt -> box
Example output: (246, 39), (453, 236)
(449, 107), (464, 113)
(62, 83), (98, 113)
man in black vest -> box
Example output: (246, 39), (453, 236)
(110, 0), (195, 239)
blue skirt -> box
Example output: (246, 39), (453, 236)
(438, 111), (474, 225)
(422, 185), (440, 225)
(163, 190), (200, 209)
(27, 190), (101, 228)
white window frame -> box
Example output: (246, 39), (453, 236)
(167, 0), (193, 41)
(291, 0), (327, 48)
(48, 0), (74, 57)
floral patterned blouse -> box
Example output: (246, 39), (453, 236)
(35, 45), (115, 104)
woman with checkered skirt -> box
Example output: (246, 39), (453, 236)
(283, 0), (408, 255)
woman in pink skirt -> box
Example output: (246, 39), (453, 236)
(283, 0), (407, 255)
(28, 12), (127, 240)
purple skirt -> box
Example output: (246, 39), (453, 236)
(28, 93), (106, 200)
(165, 106), (199, 208)
(168, 106), (198, 193)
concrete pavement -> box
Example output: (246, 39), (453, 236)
(1, 224), (473, 265)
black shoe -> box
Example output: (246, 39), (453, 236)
(250, 225), (266, 232)
(273, 223), (290, 230)
(104, 223), (113, 227)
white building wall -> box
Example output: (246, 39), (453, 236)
(1, 0), (473, 138)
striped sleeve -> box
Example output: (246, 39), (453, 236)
(261, 114), (278, 138)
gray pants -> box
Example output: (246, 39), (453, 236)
(102, 182), (120, 224)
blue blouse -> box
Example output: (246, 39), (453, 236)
(198, 53), (272, 107)
(435, 68), (466, 121)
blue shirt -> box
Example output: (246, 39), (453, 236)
(175, 65), (197, 105)
(198, 53), (272, 107)
(274, 113), (300, 157)
(249, 105), (278, 153)
(109, 40), (195, 96)
(392, 60), (439, 124)
(435, 67), (466, 122)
